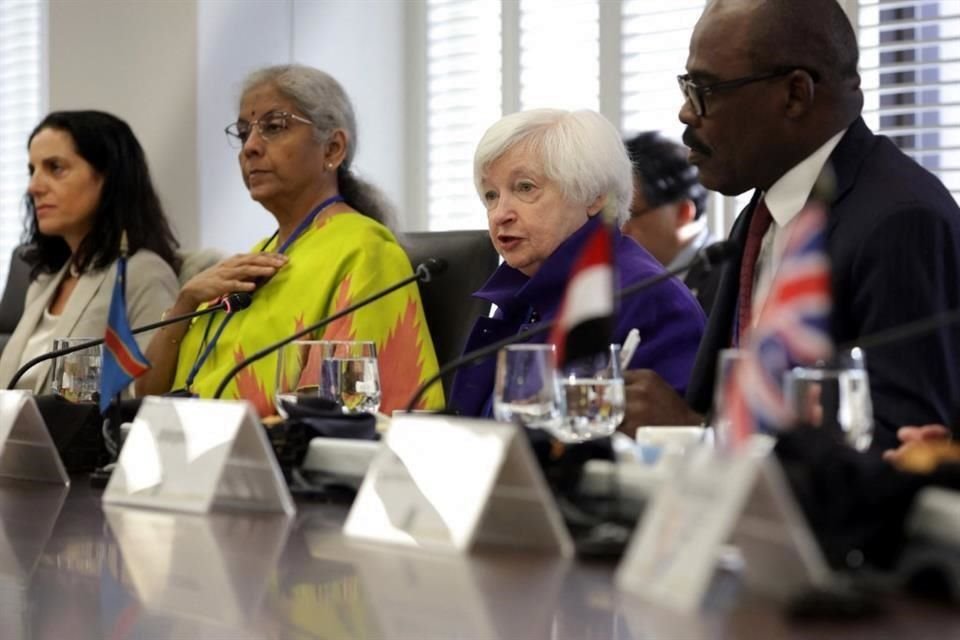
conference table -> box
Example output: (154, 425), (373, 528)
(0, 476), (956, 639)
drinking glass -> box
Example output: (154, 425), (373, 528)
(552, 344), (626, 443)
(50, 338), (102, 403)
(711, 348), (745, 449)
(276, 340), (381, 416)
(318, 340), (381, 414)
(783, 348), (873, 451)
(493, 344), (563, 429)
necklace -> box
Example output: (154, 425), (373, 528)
(68, 261), (81, 278)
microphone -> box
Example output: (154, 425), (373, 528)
(6, 292), (253, 391)
(839, 308), (960, 353)
(211, 259), (448, 400)
(404, 241), (738, 412)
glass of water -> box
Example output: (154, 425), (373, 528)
(783, 348), (873, 451)
(552, 344), (625, 443)
(317, 340), (381, 415)
(493, 344), (564, 429)
(711, 348), (746, 450)
(50, 338), (102, 403)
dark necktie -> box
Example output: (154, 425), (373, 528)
(736, 199), (772, 345)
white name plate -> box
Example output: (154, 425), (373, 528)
(616, 435), (830, 612)
(103, 397), (295, 515)
(344, 414), (573, 556)
(0, 391), (69, 485)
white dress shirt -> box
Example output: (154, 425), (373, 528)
(15, 306), (60, 391)
(750, 128), (847, 327)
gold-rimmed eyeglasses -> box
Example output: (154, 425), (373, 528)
(677, 67), (820, 117)
(224, 111), (313, 148)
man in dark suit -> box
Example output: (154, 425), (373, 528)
(622, 131), (720, 315)
(623, 0), (960, 451)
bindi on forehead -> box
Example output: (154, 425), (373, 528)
(240, 85), (291, 120)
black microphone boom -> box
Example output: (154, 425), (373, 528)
(839, 307), (960, 353)
(6, 292), (253, 390)
(404, 241), (737, 412)
(211, 259), (448, 400)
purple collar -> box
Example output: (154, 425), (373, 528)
(473, 216), (614, 318)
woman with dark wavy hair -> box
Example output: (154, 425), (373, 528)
(0, 110), (180, 393)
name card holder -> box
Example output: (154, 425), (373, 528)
(615, 435), (831, 612)
(0, 391), (69, 485)
(344, 414), (573, 557)
(103, 397), (295, 516)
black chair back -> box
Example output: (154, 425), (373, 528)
(0, 247), (31, 356)
(402, 230), (499, 396)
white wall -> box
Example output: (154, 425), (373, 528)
(197, 0), (409, 252)
(196, 0), (293, 253)
(48, 0), (200, 248)
(48, 0), (409, 254)
(291, 0), (408, 226)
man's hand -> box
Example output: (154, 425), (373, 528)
(882, 424), (952, 468)
(620, 369), (703, 436)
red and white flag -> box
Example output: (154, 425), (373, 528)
(724, 200), (833, 448)
(549, 222), (615, 367)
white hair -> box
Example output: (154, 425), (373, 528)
(473, 109), (633, 225)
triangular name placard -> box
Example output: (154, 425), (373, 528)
(103, 397), (294, 515)
(0, 391), (69, 485)
(344, 415), (573, 556)
(616, 435), (831, 612)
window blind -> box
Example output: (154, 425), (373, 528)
(0, 0), (42, 294)
(859, 0), (960, 199)
(425, 0), (501, 230)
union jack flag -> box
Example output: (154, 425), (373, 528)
(723, 200), (833, 447)
(99, 236), (151, 413)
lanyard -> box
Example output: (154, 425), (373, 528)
(183, 194), (346, 390)
(275, 194), (345, 254)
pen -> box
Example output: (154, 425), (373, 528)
(619, 328), (641, 368)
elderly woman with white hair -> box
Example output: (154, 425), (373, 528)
(447, 108), (705, 417)
(136, 64), (442, 415)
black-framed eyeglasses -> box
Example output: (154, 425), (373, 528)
(224, 111), (313, 148)
(677, 67), (820, 117)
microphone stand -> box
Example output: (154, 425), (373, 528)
(839, 308), (960, 353)
(404, 241), (737, 412)
(6, 302), (237, 391)
(212, 261), (445, 400)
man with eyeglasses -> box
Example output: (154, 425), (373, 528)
(623, 0), (960, 452)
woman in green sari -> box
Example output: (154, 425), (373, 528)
(136, 65), (442, 416)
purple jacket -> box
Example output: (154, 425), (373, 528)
(448, 216), (706, 417)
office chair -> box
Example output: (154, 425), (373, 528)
(0, 247), (31, 356)
(402, 230), (499, 396)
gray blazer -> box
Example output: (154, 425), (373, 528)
(0, 250), (178, 393)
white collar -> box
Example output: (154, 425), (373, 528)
(764, 128), (846, 227)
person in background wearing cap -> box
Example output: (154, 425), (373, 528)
(622, 131), (719, 315)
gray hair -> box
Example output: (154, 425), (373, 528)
(473, 109), (633, 225)
(240, 64), (394, 227)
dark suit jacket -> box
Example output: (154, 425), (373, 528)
(684, 255), (722, 317)
(686, 117), (960, 451)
